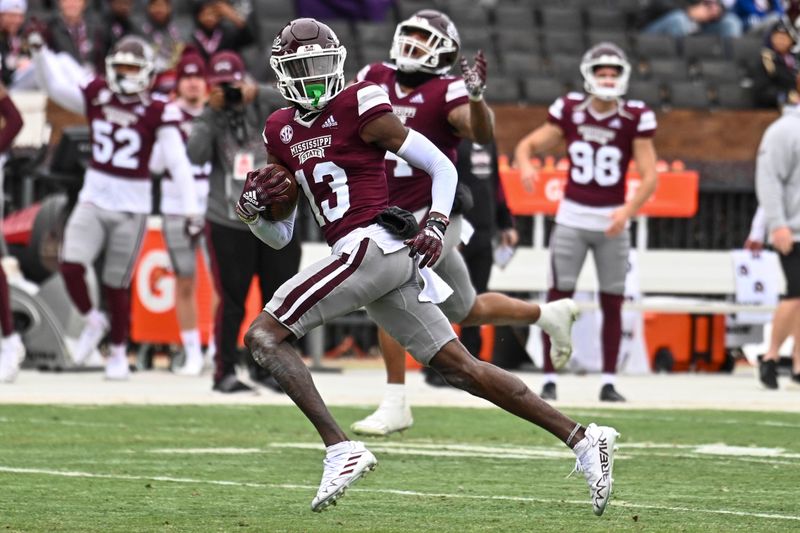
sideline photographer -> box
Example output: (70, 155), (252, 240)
(187, 50), (301, 393)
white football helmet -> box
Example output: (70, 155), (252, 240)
(270, 18), (347, 111)
(390, 9), (460, 75)
(105, 36), (155, 95)
(580, 42), (631, 101)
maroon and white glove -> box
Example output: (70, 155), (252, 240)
(404, 215), (449, 269)
(235, 165), (291, 224)
(460, 50), (487, 101)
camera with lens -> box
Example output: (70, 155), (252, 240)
(221, 83), (243, 106)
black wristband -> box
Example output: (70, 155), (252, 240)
(426, 217), (448, 234)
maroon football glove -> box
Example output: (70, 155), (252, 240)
(236, 165), (291, 224)
(404, 215), (449, 269)
(460, 50), (487, 100)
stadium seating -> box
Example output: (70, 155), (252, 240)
(668, 81), (711, 109)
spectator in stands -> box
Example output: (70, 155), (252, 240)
(640, 0), (742, 38)
(44, 0), (99, 70)
(456, 139), (518, 358)
(734, 0), (784, 33)
(96, 0), (138, 69)
(755, 100), (800, 390)
(0, 0), (36, 88)
(753, 19), (799, 108)
(0, 81), (24, 383)
(186, 51), (300, 393)
(142, 0), (186, 73)
(189, 0), (255, 62)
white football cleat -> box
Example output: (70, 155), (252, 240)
(0, 333), (24, 383)
(311, 441), (377, 512)
(569, 423), (619, 516)
(174, 357), (204, 377)
(104, 354), (130, 381)
(351, 402), (413, 436)
(72, 312), (109, 366)
(537, 299), (579, 370)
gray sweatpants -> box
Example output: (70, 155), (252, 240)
(60, 203), (147, 289)
(548, 223), (630, 295)
(265, 238), (457, 365)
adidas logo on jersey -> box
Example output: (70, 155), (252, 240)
(321, 115), (339, 129)
(409, 93), (425, 104)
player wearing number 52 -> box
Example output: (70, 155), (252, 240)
(32, 36), (202, 380)
(513, 42), (659, 403)
(185, 50), (301, 394)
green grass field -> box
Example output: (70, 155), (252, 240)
(1, 404), (798, 532)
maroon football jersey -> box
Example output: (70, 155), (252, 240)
(83, 77), (181, 179)
(547, 93), (657, 207)
(357, 62), (469, 212)
(263, 81), (394, 246)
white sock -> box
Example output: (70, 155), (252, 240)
(383, 383), (406, 407)
(326, 440), (354, 455)
(109, 343), (127, 362)
(543, 373), (557, 385)
(601, 373), (616, 386)
(205, 334), (217, 359)
(180, 329), (203, 363)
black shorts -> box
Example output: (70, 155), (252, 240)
(779, 244), (800, 298)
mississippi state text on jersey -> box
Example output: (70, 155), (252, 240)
(357, 62), (468, 212)
(263, 81), (394, 245)
(548, 92), (657, 207)
(84, 77), (181, 179)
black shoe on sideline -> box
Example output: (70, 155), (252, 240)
(423, 367), (450, 388)
(253, 374), (284, 394)
(213, 374), (254, 394)
(599, 384), (626, 402)
(540, 382), (556, 401)
(759, 359), (779, 390)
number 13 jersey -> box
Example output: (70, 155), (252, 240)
(263, 82), (394, 247)
(82, 77), (183, 213)
(547, 92), (656, 231)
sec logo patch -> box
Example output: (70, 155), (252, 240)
(280, 125), (294, 144)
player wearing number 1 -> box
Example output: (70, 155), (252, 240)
(240, 18), (619, 516)
(32, 36), (201, 379)
(514, 43), (659, 402)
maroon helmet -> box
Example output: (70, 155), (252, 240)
(105, 35), (155, 95)
(390, 9), (460, 74)
(270, 18), (347, 111)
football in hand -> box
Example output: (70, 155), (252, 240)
(257, 164), (299, 222)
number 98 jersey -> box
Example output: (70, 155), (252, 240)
(547, 93), (656, 211)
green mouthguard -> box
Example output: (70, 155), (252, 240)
(306, 84), (325, 107)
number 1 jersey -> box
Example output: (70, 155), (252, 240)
(263, 82), (394, 247)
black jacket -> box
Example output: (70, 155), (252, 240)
(753, 47), (799, 108)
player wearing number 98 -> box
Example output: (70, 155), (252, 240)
(514, 42), (659, 403)
(32, 36), (201, 380)
(243, 18), (619, 517)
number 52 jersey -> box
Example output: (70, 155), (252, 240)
(82, 77), (183, 214)
(547, 92), (656, 231)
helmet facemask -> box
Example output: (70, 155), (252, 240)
(271, 45), (347, 111)
(581, 46), (631, 101)
(105, 48), (155, 95)
(390, 18), (459, 74)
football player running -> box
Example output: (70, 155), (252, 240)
(514, 43), (659, 402)
(240, 18), (618, 516)
(32, 36), (201, 380)
(150, 53), (216, 377)
(351, 9), (578, 437)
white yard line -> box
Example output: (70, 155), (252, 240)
(0, 465), (798, 523)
